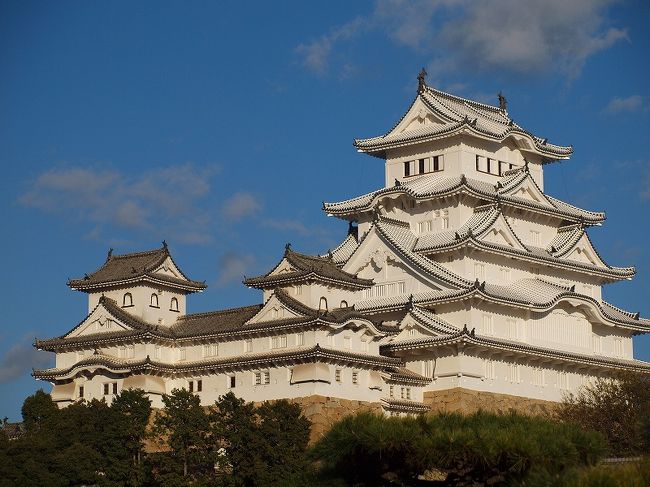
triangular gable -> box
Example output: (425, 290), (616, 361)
(65, 302), (134, 338)
(342, 225), (451, 292)
(267, 258), (296, 277)
(499, 173), (554, 208)
(246, 292), (309, 325)
(476, 212), (528, 251)
(152, 256), (184, 279)
(564, 234), (607, 267)
(390, 97), (448, 135)
(393, 313), (440, 341)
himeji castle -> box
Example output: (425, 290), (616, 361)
(35, 71), (650, 418)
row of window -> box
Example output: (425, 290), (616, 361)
(484, 361), (572, 389)
(121, 292), (179, 312)
(388, 385), (412, 400)
(403, 155), (444, 177)
(476, 155), (517, 176)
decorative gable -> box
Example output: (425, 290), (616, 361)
(65, 303), (132, 338)
(246, 292), (307, 325)
(268, 258), (295, 276)
(152, 256), (184, 279)
(392, 98), (447, 135)
(476, 213), (528, 252)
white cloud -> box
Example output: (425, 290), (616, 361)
(20, 162), (219, 244)
(0, 338), (52, 384)
(297, 0), (627, 79)
(217, 252), (255, 287)
(604, 95), (645, 113)
(221, 192), (261, 221)
(295, 17), (366, 74)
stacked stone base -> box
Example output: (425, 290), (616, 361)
(288, 395), (382, 443)
(424, 388), (558, 416)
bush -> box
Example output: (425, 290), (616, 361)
(556, 372), (650, 456)
(311, 411), (607, 486)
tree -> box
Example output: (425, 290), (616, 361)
(21, 389), (58, 432)
(111, 388), (152, 466)
(153, 388), (209, 478)
(556, 371), (650, 456)
(209, 392), (311, 487)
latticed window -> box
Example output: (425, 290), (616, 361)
(271, 335), (287, 349)
(352, 371), (359, 384)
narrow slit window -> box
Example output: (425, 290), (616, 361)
(418, 159), (425, 174)
(403, 161), (411, 177)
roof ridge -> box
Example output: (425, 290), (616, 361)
(180, 304), (263, 321)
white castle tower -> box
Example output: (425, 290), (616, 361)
(35, 72), (650, 418)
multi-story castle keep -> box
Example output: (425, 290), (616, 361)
(35, 74), (650, 416)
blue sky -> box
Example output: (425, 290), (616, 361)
(1, 0), (649, 420)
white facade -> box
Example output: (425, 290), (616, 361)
(35, 78), (650, 415)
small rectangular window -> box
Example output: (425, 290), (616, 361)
(418, 159), (425, 174)
(79, 386), (84, 398)
(352, 371), (359, 384)
(343, 336), (351, 349)
(404, 161), (411, 177)
(335, 369), (341, 382)
(197, 380), (202, 392)
(432, 155), (443, 171)
(296, 332), (305, 346)
(104, 383), (110, 395)
(229, 375), (236, 388)
(263, 372), (270, 385)
(406, 388), (411, 400)
(112, 382), (118, 395)
(389, 385), (394, 397)
(179, 348), (186, 361)
(189, 381), (194, 392)
(271, 335), (287, 349)
(245, 339), (253, 353)
(255, 372), (262, 385)
(441, 216), (449, 229)
(476, 155), (488, 173)
(154, 345), (161, 360)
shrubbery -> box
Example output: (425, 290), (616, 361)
(310, 411), (607, 486)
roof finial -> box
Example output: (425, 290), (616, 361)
(417, 67), (428, 93)
(162, 240), (168, 249)
(498, 91), (507, 111)
(285, 242), (292, 254)
(107, 248), (113, 260)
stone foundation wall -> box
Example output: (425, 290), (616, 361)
(424, 388), (558, 416)
(287, 395), (382, 444)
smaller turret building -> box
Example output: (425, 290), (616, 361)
(35, 74), (650, 416)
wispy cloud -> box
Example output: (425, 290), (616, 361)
(296, 17), (366, 74)
(604, 95), (645, 113)
(297, 0), (627, 80)
(262, 218), (329, 237)
(216, 252), (255, 287)
(221, 192), (261, 221)
(0, 337), (52, 384)
(20, 163), (219, 244)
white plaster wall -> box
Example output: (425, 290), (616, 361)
(89, 285), (186, 324)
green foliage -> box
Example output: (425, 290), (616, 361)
(21, 388), (58, 432)
(210, 392), (311, 487)
(556, 371), (650, 456)
(152, 388), (210, 479)
(311, 411), (607, 486)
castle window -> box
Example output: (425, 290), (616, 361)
(179, 348), (186, 361)
(203, 343), (218, 357)
(170, 297), (179, 312)
(319, 297), (328, 312)
(78, 386), (84, 399)
(189, 379), (203, 393)
(122, 293), (133, 307)
(150, 293), (159, 308)
(530, 230), (540, 246)
(264, 371), (270, 385)
(335, 369), (341, 382)
(296, 332), (304, 346)
(352, 371), (359, 384)
(432, 155), (443, 171)
(245, 339), (253, 353)
(343, 336), (351, 349)
(406, 388), (411, 400)
(295, 285), (302, 295)
(404, 161), (411, 177)
(271, 335), (287, 349)
(229, 375), (236, 388)
(389, 385), (394, 397)
(418, 158), (425, 174)
(340, 300), (348, 308)
(154, 345), (161, 360)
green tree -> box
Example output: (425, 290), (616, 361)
(21, 388), (58, 432)
(153, 388), (210, 478)
(112, 388), (152, 466)
(557, 372), (650, 456)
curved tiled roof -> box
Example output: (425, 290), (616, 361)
(383, 366), (432, 385)
(68, 245), (206, 292)
(411, 207), (633, 281)
(244, 247), (372, 290)
(382, 329), (650, 373)
(356, 279), (650, 332)
(323, 170), (604, 224)
(33, 344), (402, 380)
(380, 398), (430, 413)
(327, 234), (360, 266)
(354, 85), (572, 161)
